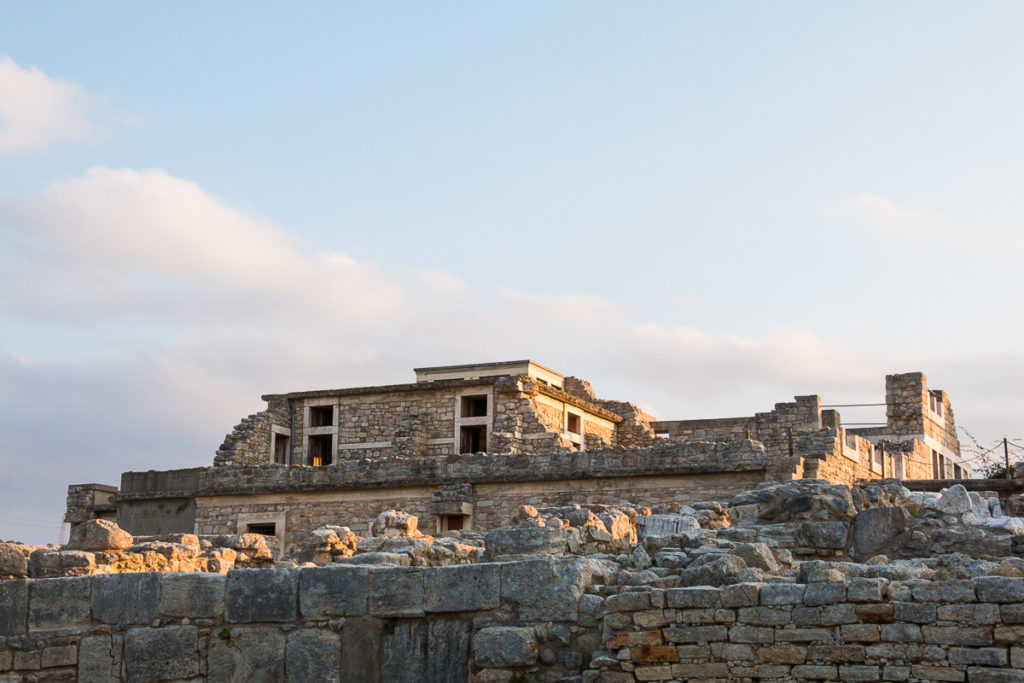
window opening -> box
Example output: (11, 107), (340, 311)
(442, 515), (466, 532)
(567, 413), (581, 435)
(460, 425), (487, 453)
(247, 523), (276, 536)
(460, 395), (488, 418)
(309, 405), (334, 427)
(273, 434), (290, 465)
(308, 434), (333, 467)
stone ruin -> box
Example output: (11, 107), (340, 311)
(5, 479), (1024, 681)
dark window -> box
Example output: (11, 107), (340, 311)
(309, 405), (334, 427)
(443, 515), (465, 532)
(308, 434), (333, 466)
(567, 413), (581, 435)
(247, 523), (276, 536)
(273, 434), (290, 465)
(460, 395), (488, 418)
(460, 425), (487, 453)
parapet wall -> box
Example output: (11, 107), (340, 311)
(5, 561), (1024, 681)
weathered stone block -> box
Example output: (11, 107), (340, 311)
(68, 519), (133, 551)
(791, 664), (838, 679)
(665, 624), (730, 643)
(758, 643), (806, 664)
(605, 591), (651, 612)
(473, 627), (537, 668)
(342, 618), (382, 683)
(92, 573), (159, 625)
(630, 645), (678, 664)
(0, 581), (27, 636)
(426, 619), (471, 683)
(299, 565), (369, 618)
(0, 544), (27, 579)
(837, 665), (879, 681)
(846, 578), (885, 603)
(922, 625), (992, 646)
(124, 625), (199, 683)
(975, 577), (1024, 603)
(855, 603), (893, 624)
(78, 634), (122, 682)
(893, 601), (936, 624)
(484, 527), (568, 558)
(41, 644), (76, 668)
(665, 586), (720, 609)
(727, 624), (772, 644)
(207, 626), (285, 682)
(761, 583), (805, 606)
(29, 576), (90, 632)
(721, 582), (763, 608)
(807, 644), (866, 663)
(739, 606), (791, 626)
(880, 623), (922, 642)
(605, 631), (662, 648)
(423, 563), (499, 613)
(852, 507), (911, 558)
(964, 668), (1024, 683)
(286, 628), (341, 682)
(500, 558), (587, 622)
(949, 647), (1007, 666)
(160, 572), (225, 618)
(368, 567), (423, 617)
(226, 568), (298, 622)
(936, 603), (999, 624)
(910, 665), (964, 681)
(841, 624), (880, 642)
(911, 579), (975, 603)
(803, 581), (846, 606)
(797, 522), (849, 550)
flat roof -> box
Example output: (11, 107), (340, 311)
(413, 359), (564, 379)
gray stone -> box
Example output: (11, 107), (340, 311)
(976, 576), (1024, 603)
(666, 586), (721, 608)
(852, 507), (912, 558)
(0, 544), (27, 578)
(334, 552), (409, 566)
(342, 618), (382, 683)
(846, 578), (885, 603)
(382, 620), (427, 683)
(423, 563), (499, 613)
(67, 519), (133, 551)
(207, 626), (285, 682)
(286, 628), (341, 682)
(300, 565), (369, 618)
(730, 543), (781, 573)
(796, 522), (849, 550)
(803, 581), (846, 606)
(484, 527), (568, 558)
(965, 668), (1024, 683)
(893, 601), (936, 624)
(226, 568), (298, 622)
(368, 567), (423, 617)
(124, 625), (199, 683)
(29, 576), (90, 632)
(0, 581), (27, 636)
(679, 554), (747, 587)
(604, 591), (651, 612)
(78, 634), (122, 682)
(426, 619), (471, 683)
(760, 583), (805, 606)
(473, 627), (537, 668)
(936, 485), (972, 515)
(500, 558), (588, 622)
(92, 573), (159, 625)
(159, 572), (225, 618)
(721, 582), (764, 608)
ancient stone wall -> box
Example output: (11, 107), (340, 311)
(0, 558), (595, 682)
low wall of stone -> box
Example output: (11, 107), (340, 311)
(592, 577), (1024, 682)
(0, 557), (594, 682)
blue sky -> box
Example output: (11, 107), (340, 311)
(3, 3), (1024, 543)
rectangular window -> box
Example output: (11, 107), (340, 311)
(932, 450), (939, 479)
(273, 434), (290, 465)
(459, 425), (487, 453)
(246, 523), (276, 536)
(871, 445), (883, 474)
(308, 434), (333, 467)
(567, 413), (581, 435)
(442, 515), (466, 532)
(309, 405), (334, 427)
(460, 395), (488, 418)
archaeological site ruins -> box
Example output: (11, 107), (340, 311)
(4, 360), (1024, 682)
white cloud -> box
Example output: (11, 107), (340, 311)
(0, 56), (106, 156)
(833, 193), (1024, 255)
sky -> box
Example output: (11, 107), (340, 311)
(3, 2), (1024, 544)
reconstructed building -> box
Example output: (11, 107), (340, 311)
(66, 362), (965, 553)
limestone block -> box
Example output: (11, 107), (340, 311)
(124, 625), (199, 683)
(604, 591), (652, 612)
(934, 485), (972, 515)
(28, 576), (91, 632)
(341, 618), (382, 683)
(790, 664), (838, 679)
(40, 644), (76, 668)
(423, 563), (499, 613)
(371, 510), (419, 538)
(976, 576), (1024, 603)
(300, 565), (369, 618)
(78, 634), (123, 682)
(67, 519), (133, 551)
(484, 527), (568, 559)
(333, 552), (409, 567)
(665, 586), (721, 609)
(225, 568), (298, 622)
(721, 582), (764, 608)
(426, 619), (471, 683)
(160, 572), (225, 618)
(368, 567), (424, 617)
(472, 626), (537, 668)
(286, 629), (341, 682)
(381, 620), (427, 683)
(207, 626), (285, 682)
(730, 543), (781, 573)
(760, 583), (805, 606)
(803, 581), (846, 606)
(965, 668), (1024, 683)
(796, 522), (849, 550)
(0, 544), (27, 579)
(500, 558), (588, 622)
(852, 507), (911, 558)
(0, 581), (27, 636)
(679, 555), (747, 587)
(838, 665), (880, 681)
(92, 573), (159, 625)
(936, 603), (999, 624)
(847, 578), (885, 603)
(910, 664), (965, 681)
